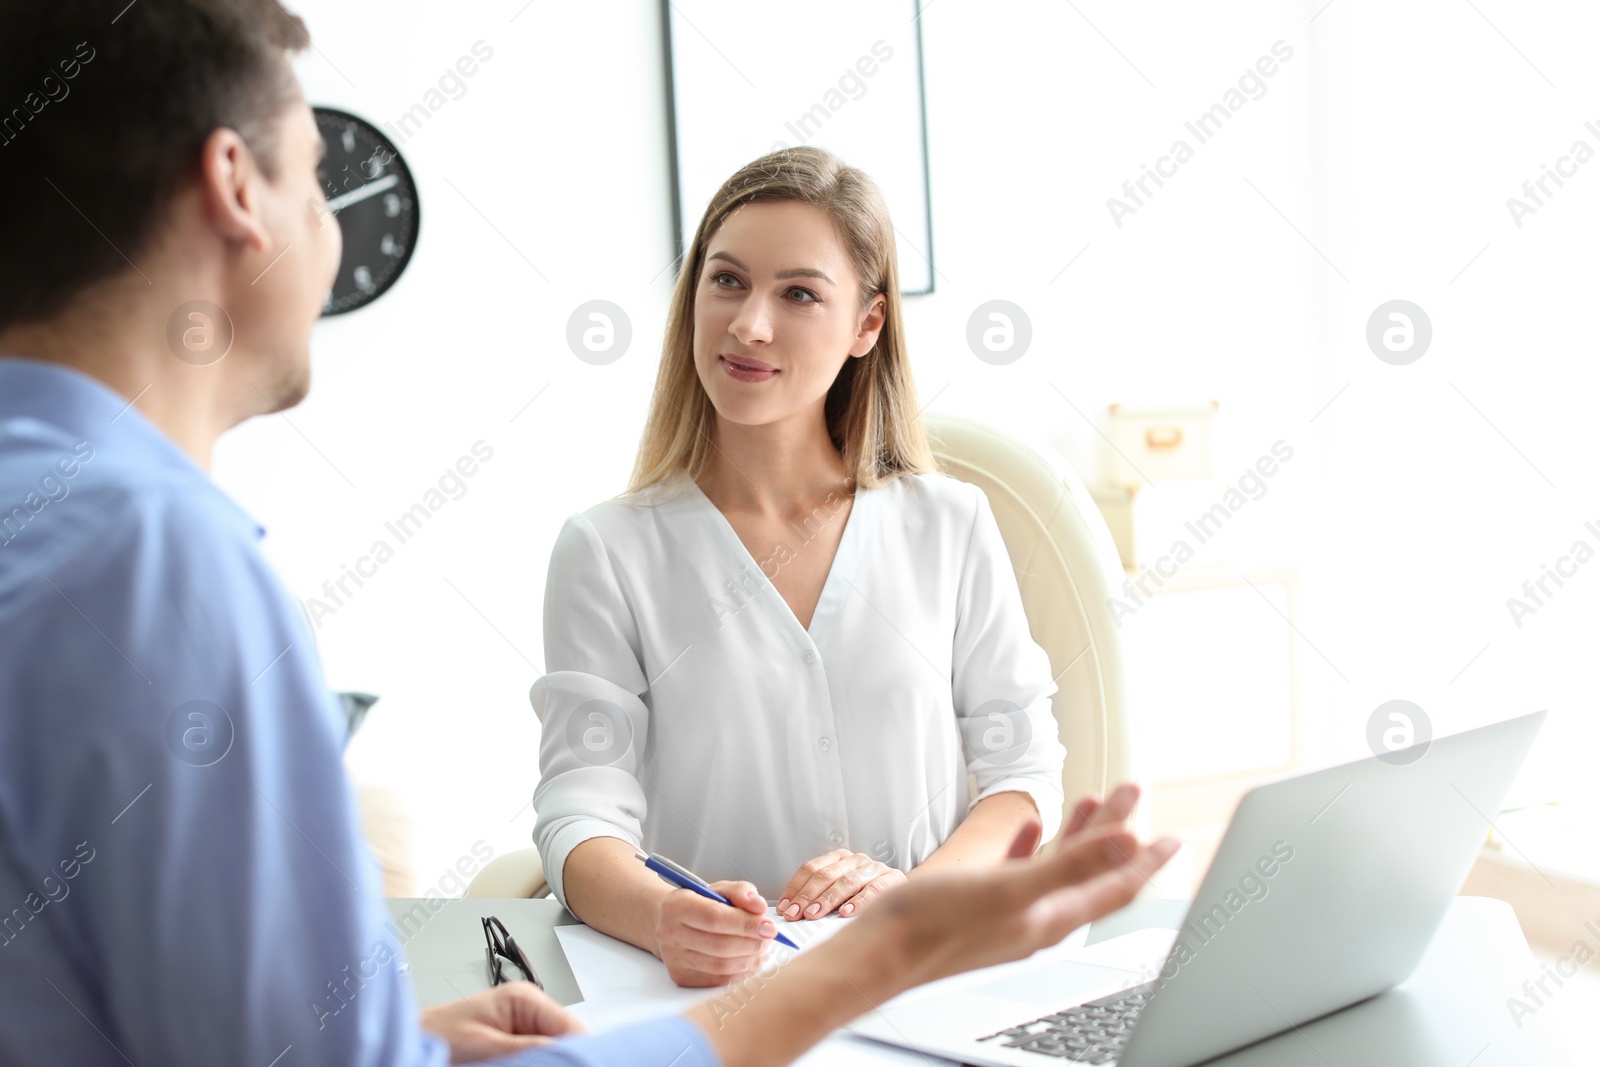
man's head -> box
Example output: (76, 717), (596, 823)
(0, 1), (339, 427)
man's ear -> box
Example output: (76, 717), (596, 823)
(849, 293), (887, 358)
(196, 127), (272, 253)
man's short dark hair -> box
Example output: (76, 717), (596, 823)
(0, 1), (310, 332)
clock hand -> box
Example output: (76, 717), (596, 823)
(324, 173), (401, 215)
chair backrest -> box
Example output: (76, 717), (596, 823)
(925, 414), (1134, 822)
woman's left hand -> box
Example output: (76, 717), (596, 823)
(777, 850), (907, 920)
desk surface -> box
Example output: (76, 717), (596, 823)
(388, 895), (1576, 1066)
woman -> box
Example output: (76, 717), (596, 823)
(531, 146), (1066, 987)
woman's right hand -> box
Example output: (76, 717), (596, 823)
(653, 879), (778, 987)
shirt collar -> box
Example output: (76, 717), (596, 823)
(0, 357), (265, 541)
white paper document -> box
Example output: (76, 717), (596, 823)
(553, 914), (850, 1026)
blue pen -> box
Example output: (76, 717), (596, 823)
(637, 850), (801, 950)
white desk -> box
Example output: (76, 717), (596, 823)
(389, 895), (1575, 1065)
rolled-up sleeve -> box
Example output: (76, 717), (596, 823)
(950, 486), (1068, 844)
(530, 514), (654, 910)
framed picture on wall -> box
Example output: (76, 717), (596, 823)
(662, 0), (935, 294)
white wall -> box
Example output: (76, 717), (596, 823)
(215, 0), (1598, 886)
(223, 0), (685, 881)
(1302, 0), (1600, 809)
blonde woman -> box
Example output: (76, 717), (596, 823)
(531, 147), (1066, 988)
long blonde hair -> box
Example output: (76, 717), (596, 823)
(628, 147), (934, 493)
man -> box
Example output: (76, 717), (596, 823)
(0, 3), (1176, 1065)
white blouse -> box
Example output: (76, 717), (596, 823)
(529, 471), (1066, 908)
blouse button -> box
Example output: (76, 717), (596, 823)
(801, 649), (816, 665)
(819, 737), (831, 751)
(829, 831), (844, 846)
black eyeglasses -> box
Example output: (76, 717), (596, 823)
(482, 915), (541, 989)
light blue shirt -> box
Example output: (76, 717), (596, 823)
(0, 359), (717, 1067)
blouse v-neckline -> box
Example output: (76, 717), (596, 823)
(687, 478), (873, 644)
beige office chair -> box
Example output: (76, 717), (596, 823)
(465, 414), (1134, 898)
(924, 413), (1135, 822)
(465, 845), (549, 899)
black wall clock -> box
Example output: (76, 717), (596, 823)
(313, 106), (420, 316)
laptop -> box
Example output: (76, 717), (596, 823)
(847, 709), (1546, 1066)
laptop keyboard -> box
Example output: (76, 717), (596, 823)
(975, 981), (1155, 1062)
